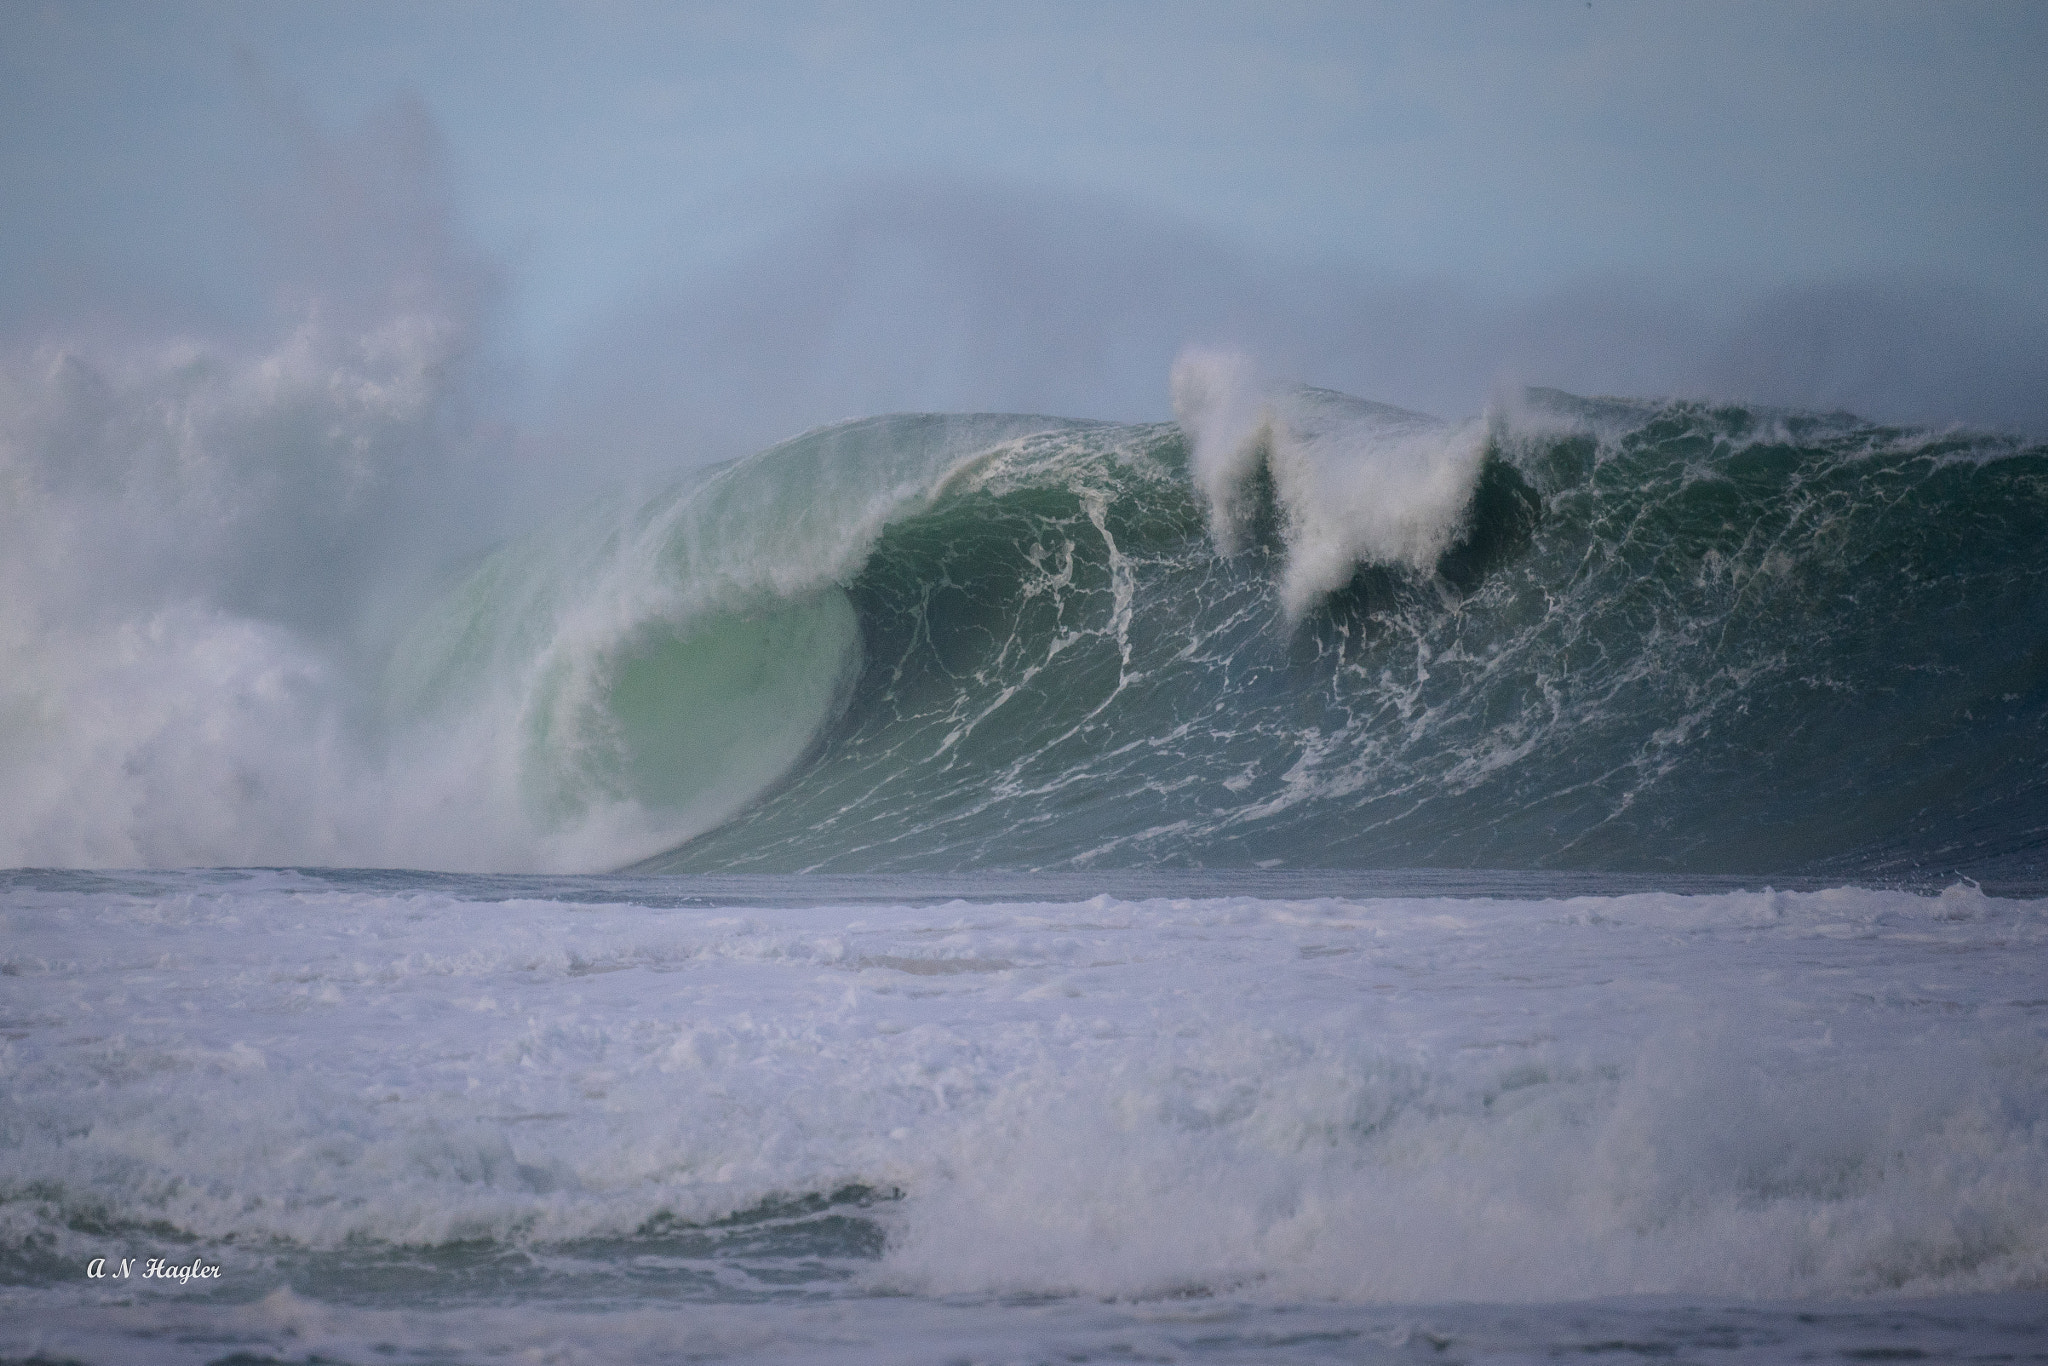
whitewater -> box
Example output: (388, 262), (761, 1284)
(3, 329), (2046, 1361)
(3, 871), (2043, 1362)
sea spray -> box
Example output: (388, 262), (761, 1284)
(1169, 345), (1271, 552)
(1170, 347), (1492, 615)
(0, 309), (476, 868)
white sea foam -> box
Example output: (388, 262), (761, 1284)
(2, 878), (2041, 1309)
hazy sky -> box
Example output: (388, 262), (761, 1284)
(4, 0), (2045, 435)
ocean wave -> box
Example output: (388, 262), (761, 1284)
(632, 375), (2048, 876)
(4, 333), (2045, 874)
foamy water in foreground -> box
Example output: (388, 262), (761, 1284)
(2, 871), (2042, 1363)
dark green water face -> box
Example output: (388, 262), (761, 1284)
(645, 397), (2048, 878)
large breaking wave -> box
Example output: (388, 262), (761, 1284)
(5, 337), (2046, 876)
(629, 361), (2048, 878)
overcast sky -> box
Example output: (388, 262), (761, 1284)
(4, 0), (2045, 439)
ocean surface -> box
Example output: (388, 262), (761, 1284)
(4, 352), (2046, 1361)
(2, 869), (2044, 1363)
